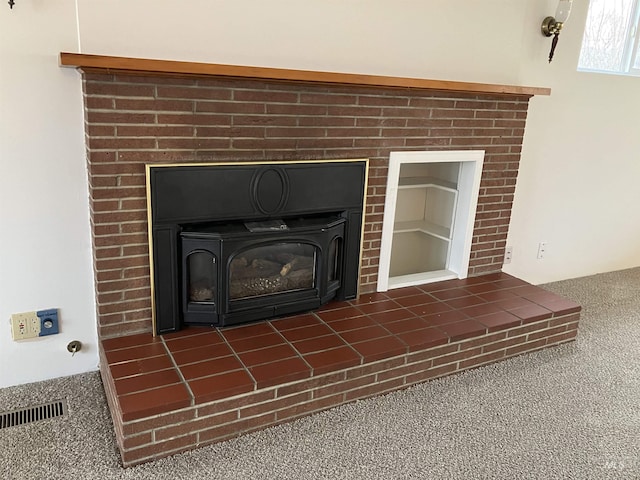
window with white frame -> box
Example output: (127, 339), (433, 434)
(578, 0), (640, 75)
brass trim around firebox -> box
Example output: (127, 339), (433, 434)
(146, 158), (370, 336)
(145, 165), (156, 336)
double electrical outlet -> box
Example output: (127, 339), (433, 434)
(10, 309), (59, 340)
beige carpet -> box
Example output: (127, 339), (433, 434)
(1, 267), (639, 479)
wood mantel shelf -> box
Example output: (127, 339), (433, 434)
(59, 52), (550, 97)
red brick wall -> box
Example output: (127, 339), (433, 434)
(81, 72), (530, 338)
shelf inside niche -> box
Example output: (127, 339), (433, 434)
(388, 270), (458, 289)
(398, 176), (457, 192)
(393, 220), (450, 241)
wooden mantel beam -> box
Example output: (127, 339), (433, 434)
(59, 52), (551, 97)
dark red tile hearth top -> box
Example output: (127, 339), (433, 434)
(118, 383), (192, 422)
(395, 327), (449, 352)
(303, 346), (362, 375)
(236, 343), (299, 367)
(476, 311), (522, 332)
(437, 319), (487, 342)
(188, 369), (255, 404)
(100, 272), (581, 421)
(249, 356), (311, 389)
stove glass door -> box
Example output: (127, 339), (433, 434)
(229, 242), (317, 300)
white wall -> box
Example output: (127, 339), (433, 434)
(0, 1), (98, 388)
(75, 0), (527, 85)
(504, 0), (640, 284)
(1, 0), (638, 388)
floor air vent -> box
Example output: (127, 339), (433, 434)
(0, 399), (67, 429)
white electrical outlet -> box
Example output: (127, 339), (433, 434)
(504, 246), (513, 264)
(537, 242), (547, 260)
(10, 311), (41, 340)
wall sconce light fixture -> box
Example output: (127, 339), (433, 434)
(541, 0), (573, 63)
(8, 0), (15, 9)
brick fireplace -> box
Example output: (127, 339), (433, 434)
(80, 67), (533, 338)
(62, 54), (580, 466)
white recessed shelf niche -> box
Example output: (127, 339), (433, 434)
(377, 150), (484, 291)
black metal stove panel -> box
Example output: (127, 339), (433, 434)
(147, 160), (367, 334)
(180, 216), (345, 327)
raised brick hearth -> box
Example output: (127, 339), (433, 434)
(100, 272), (580, 466)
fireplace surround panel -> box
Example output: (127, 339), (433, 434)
(147, 161), (367, 334)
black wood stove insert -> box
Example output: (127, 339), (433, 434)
(146, 160), (368, 335)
